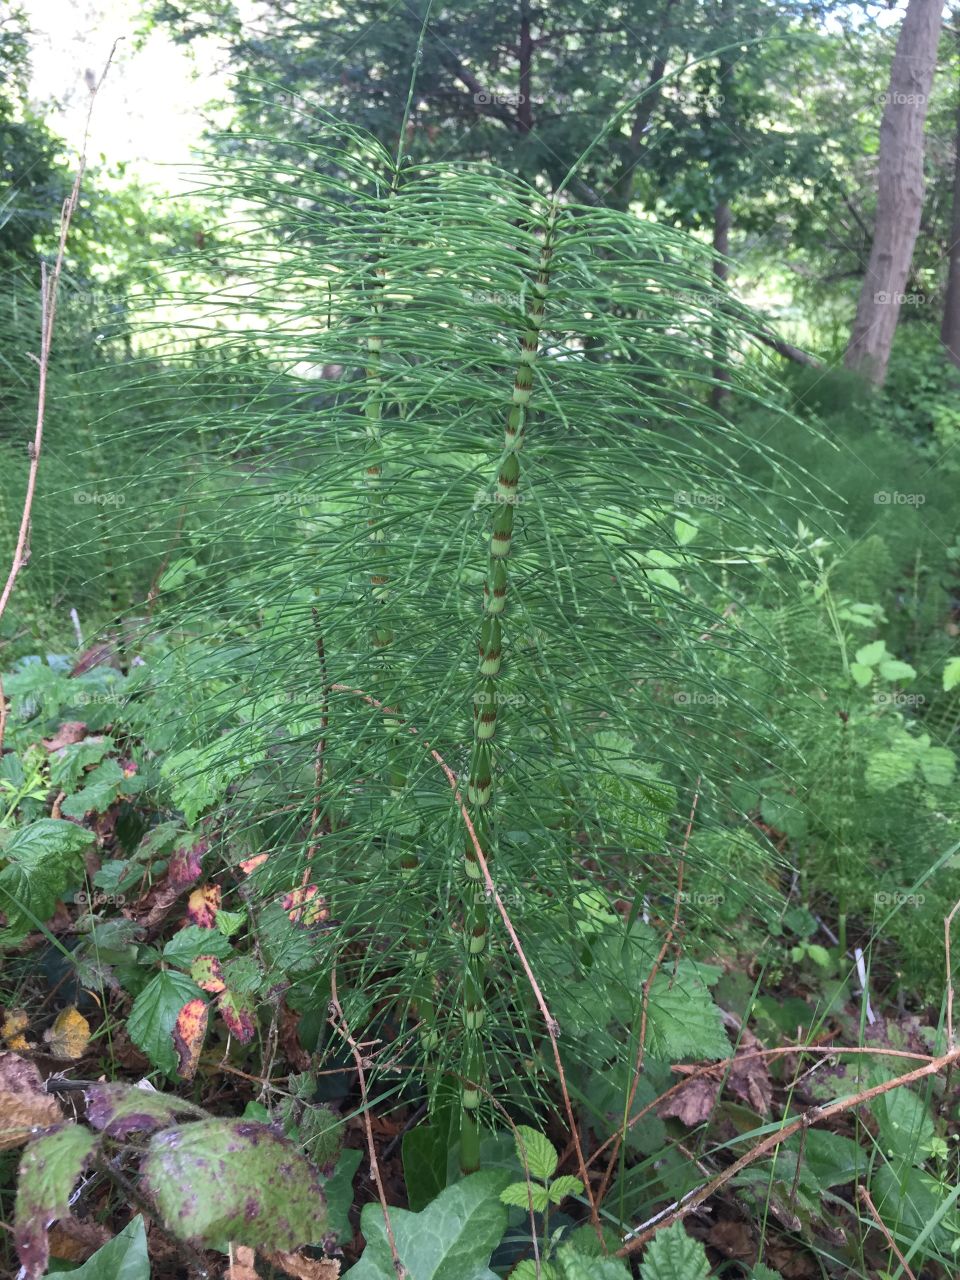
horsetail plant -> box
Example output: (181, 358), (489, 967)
(112, 100), (809, 1216)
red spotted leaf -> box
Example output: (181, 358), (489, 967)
(187, 884), (221, 928)
(172, 999), (209, 1080)
(282, 885), (329, 926)
(168, 839), (208, 890)
(191, 954), (226, 993)
(216, 989), (256, 1044)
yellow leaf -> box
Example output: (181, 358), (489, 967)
(43, 1006), (92, 1060)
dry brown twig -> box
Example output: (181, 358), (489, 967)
(329, 965), (407, 1279)
(857, 1183), (917, 1280)
(0, 42), (119, 755)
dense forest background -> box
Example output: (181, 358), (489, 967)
(2, 3), (960, 1278)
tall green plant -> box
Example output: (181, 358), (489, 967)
(119, 109), (803, 1181)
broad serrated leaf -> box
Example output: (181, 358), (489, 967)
(500, 1181), (550, 1212)
(65, 1215), (150, 1280)
(878, 659), (916, 684)
(547, 1175), (583, 1204)
(128, 971), (204, 1076)
(347, 1170), (508, 1279)
(0, 819), (93, 939)
(855, 640), (886, 667)
(556, 1243), (631, 1278)
(140, 1118), (327, 1250)
(15, 1126), (96, 1279)
(646, 974), (729, 1060)
(162, 925), (234, 967)
(639, 1221), (710, 1280)
(513, 1125), (558, 1180)
(944, 657), (960, 692)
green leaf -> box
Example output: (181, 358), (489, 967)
(639, 1221), (711, 1280)
(919, 747), (955, 788)
(15, 1126), (96, 1279)
(216, 908), (246, 936)
(402, 1121), (452, 1212)
(500, 1181), (550, 1212)
(646, 974), (729, 1061)
(878, 659), (916, 684)
(0, 818), (93, 940)
(346, 1171), (508, 1279)
(513, 1263), (557, 1280)
(943, 657), (960, 692)
(325, 1146), (363, 1242)
(850, 663), (874, 687)
(864, 750), (916, 793)
(127, 970), (204, 1076)
(869, 1083), (936, 1164)
(64, 1216), (150, 1280)
(49, 737), (113, 790)
(61, 759), (129, 818)
(140, 1118), (327, 1250)
(547, 1174), (583, 1203)
(513, 1125), (558, 1181)
(747, 1267), (782, 1280)
(162, 925), (234, 967)
(855, 640), (887, 667)
(556, 1243), (631, 1278)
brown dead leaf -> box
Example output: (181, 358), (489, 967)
(43, 1007), (92, 1060)
(658, 1075), (720, 1127)
(707, 1218), (755, 1262)
(173, 998), (209, 1080)
(47, 1216), (111, 1263)
(239, 854), (269, 875)
(727, 1029), (772, 1115)
(70, 642), (119, 677)
(279, 1003), (312, 1072)
(261, 1249), (340, 1279)
(227, 1245), (259, 1280)
(41, 722), (88, 751)
(0, 1052), (64, 1148)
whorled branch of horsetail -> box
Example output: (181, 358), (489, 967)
(458, 201), (560, 1175)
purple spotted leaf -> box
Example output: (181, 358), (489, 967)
(140, 1119), (327, 1250)
(216, 988), (256, 1043)
(84, 1082), (206, 1138)
(15, 1125), (96, 1279)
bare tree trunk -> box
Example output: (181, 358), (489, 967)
(845, 0), (945, 385)
(940, 22), (960, 366)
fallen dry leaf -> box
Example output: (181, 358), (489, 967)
(3, 1009), (32, 1052)
(47, 1216), (111, 1263)
(279, 1003), (312, 1072)
(658, 1075), (720, 1127)
(727, 1029), (772, 1115)
(707, 1218), (755, 1262)
(227, 1245), (259, 1280)
(262, 1249), (340, 1279)
(41, 722), (89, 751)
(0, 1052), (64, 1148)
(172, 998), (209, 1080)
(239, 854), (269, 875)
(43, 1006), (92, 1060)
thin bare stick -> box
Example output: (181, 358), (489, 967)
(596, 780), (699, 1208)
(326, 682), (599, 1231)
(945, 897), (960, 1051)
(329, 966), (406, 1279)
(0, 43), (119, 754)
(856, 1183), (917, 1280)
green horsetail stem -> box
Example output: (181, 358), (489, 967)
(458, 203), (558, 1175)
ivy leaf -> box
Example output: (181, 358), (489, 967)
(500, 1181), (550, 1212)
(638, 1221), (711, 1280)
(128, 971), (204, 1076)
(346, 1170), (508, 1279)
(325, 1147), (363, 1242)
(15, 1126), (96, 1279)
(140, 1118), (326, 1250)
(65, 1215), (150, 1280)
(512, 1125), (557, 1181)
